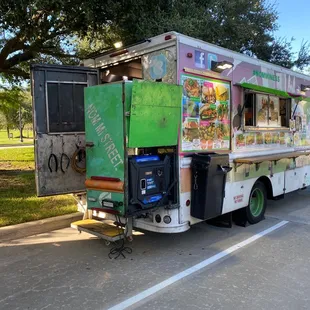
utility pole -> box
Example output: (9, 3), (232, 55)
(19, 104), (23, 143)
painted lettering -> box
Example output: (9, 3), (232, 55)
(111, 154), (122, 165)
(86, 103), (95, 113)
(253, 70), (280, 82)
(106, 143), (115, 153)
(87, 103), (123, 170)
(114, 159), (124, 168)
(233, 194), (244, 203)
(86, 104), (97, 117)
(95, 123), (105, 136)
(101, 133), (110, 143)
(108, 148), (118, 159)
(91, 113), (101, 125)
(87, 109), (98, 119)
(104, 138), (113, 147)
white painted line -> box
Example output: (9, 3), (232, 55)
(107, 220), (289, 310)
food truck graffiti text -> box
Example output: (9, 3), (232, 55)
(86, 104), (123, 168)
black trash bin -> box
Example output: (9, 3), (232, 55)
(191, 153), (231, 220)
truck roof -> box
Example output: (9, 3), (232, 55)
(83, 31), (310, 81)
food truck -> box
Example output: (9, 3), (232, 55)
(31, 32), (310, 243)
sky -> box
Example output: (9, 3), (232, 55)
(272, 0), (309, 53)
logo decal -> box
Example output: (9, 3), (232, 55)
(195, 51), (206, 69)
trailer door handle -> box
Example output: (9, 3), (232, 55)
(219, 165), (232, 173)
(85, 142), (94, 148)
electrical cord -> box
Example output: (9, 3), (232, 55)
(71, 147), (86, 174)
(151, 178), (178, 214)
(108, 215), (132, 259)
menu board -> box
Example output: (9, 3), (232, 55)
(235, 131), (288, 150)
(181, 74), (231, 152)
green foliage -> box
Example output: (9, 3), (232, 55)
(0, 0), (116, 80)
(76, 0), (310, 70)
(0, 87), (32, 137)
(0, 113), (6, 130)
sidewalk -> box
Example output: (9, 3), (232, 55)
(0, 212), (83, 242)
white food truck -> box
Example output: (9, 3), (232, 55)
(31, 32), (310, 244)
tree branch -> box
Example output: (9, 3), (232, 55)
(0, 34), (25, 67)
(3, 50), (35, 69)
(37, 49), (77, 59)
(0, 67), (30, 79)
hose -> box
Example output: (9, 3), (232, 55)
(71, 147), (86, 174)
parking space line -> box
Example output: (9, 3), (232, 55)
(107, 220), (289, 310)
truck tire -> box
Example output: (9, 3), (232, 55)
(246, 181), (267, 224)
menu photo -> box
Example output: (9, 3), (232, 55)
(269, 96), (281, 127)
(182, 117), (200, 150)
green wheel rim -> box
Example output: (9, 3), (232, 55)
(249, 188), (264, 217)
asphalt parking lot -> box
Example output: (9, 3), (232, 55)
(1, 189), (310, 310)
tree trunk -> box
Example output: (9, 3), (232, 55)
(6, 125), (10, 139)
(19, 105), (23, 142)
(20, 125), (25, 139)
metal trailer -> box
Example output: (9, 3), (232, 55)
(31, 32), (310, 242)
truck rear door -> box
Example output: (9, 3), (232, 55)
(31, 64), (98, 196)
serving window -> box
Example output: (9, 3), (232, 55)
(244, 92), (291, 128)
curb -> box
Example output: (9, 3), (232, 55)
(0, 212), (83, 242)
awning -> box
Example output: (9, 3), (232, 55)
(237, 82), (310, 102)
(237, 82), (291, 98)
(292, 96), (310, 102)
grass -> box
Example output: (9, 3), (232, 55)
(0, 173), (77, 227)
(0, 130), (33, 146)
(0, 147), (34, 170)
(0, 146), (77, 227)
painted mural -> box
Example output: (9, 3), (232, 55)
(178, 42), (310, 153)
(180, 74), (230, 152)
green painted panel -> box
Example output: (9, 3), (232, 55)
(86, 190), (125, 215)
(84, 83), (126, 215)
(124, 82), (133, 145)
(129, 80), (182, 147)
(85, 83), (124, 180)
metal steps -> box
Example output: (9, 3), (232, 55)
(71, 219), (125, 243)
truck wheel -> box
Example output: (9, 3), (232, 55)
(246, 181), (267, 224)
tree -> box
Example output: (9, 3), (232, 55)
(0, 87), (31, 138)
(0, 112), (6, 130)
(0, 87), (19, 137)
(76, 0), (310, 71)
(0, 0), (117, 81)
